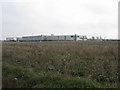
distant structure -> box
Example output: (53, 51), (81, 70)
(6, 37), (17, 42)
(5, 34), (104, 42)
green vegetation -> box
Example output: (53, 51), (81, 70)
(2, 41), (118, 88)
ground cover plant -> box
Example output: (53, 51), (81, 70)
(2, 41), (118, 88)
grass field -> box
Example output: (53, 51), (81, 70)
(2, 41), (118, 88)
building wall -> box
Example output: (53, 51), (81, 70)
(6, 35), (102, 42)
(6, 37), (17, 41)
(21, 36), (43, 41)
(46, 35), (75, 41)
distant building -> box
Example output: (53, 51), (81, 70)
(6, 37), (17, 42)
(5, 34), (103, 42)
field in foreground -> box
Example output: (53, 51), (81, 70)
(2, 41), (118, 88)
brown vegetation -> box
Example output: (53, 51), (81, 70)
(2, 41), (118, 88)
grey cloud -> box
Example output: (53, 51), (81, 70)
(1, 0), (118, 40)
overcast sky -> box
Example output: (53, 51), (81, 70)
(0, 0), (119, 40)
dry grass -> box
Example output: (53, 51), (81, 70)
(2, 41), (118, 88)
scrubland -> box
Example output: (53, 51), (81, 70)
(2, 41), (118, 88)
